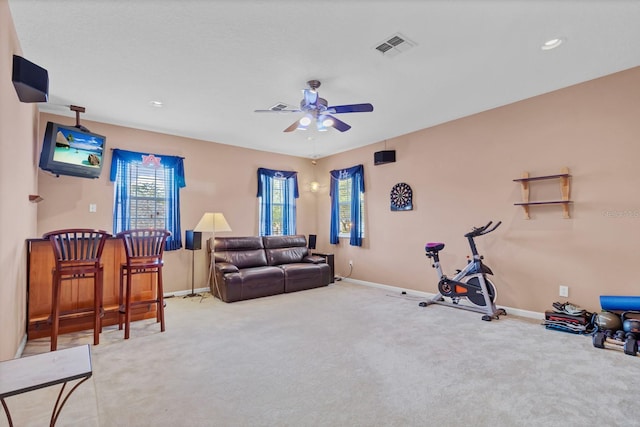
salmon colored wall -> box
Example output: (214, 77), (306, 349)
(0, 0), (39, 360)
(319, 66), (640, 314)
(34, 67), (640, 317)
(36, 113), (320, 294)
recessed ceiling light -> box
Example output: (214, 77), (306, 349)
(149, 100), (163, 108)
(541, 38), (565, 51)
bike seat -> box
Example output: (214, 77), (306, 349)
(425, 242), (445, 253)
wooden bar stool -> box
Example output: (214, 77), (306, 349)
(116, 229), (171, 339)
(42, 229), (111, 352)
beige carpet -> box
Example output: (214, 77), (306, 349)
(5, 281), (640, 427)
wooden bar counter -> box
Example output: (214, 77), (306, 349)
(27, 238), (157, 340)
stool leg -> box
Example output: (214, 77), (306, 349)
(93, 269), (101, 346)
(98, 267), (104, 334)
(118, 266), (124, 331)
(124, 269), (132, 339)
(157, 268), (165, 332)
(51, 273), (60, 352)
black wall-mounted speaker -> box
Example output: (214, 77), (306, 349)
(374, 150), (396, 165)
(308, 234), (317, 250)
(12, 55), (49, 103)
(185, 230), (202, 250)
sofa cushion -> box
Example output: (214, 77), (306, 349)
(213, 236), (267, 269)
(263, 235), (308, 265)
(262, 235), (307, 249)
(219, 266), (285, 302)
(280, 263), (332, 293)
(215, 236), (264, 251)
(266, 247), (309, 265)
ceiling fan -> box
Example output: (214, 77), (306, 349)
(255, 80), (374, 133)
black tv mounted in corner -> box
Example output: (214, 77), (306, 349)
(39, 121), (106, 179)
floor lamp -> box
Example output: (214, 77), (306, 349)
(194, 212), (232, 299)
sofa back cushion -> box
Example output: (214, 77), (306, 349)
(213, 236), (267, 269)
(263, 235), (309, 266)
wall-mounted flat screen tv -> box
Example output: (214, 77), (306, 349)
(39, 121), (106, 179)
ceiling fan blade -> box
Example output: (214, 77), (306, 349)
(327, 103), (374, 114)
(283, 120), (300, 132)
(327, 115), (352, 132)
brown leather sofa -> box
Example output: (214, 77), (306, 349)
(209, 235), (332, 302)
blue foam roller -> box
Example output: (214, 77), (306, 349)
(600, 295), (640, 311)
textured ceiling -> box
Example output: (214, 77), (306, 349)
(8, 0), (640, 159)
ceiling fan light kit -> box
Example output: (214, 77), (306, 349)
(255, 80), (373, 133)
(299, 116), (312, 126)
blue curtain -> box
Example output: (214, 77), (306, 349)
(112, 155), (132, 233)
(329, 164), (365, 246)
(257, 167), (298, 236)
(282, 176), (297, 235)
(258, 171), (272, 236)
(110, 149), (186, 251)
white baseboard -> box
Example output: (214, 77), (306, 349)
(165, 287), (211, 298)
(15, 334), (27, 358)
(342, 278), (544, 320)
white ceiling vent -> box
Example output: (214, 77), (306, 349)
(374, 33), (416, 58)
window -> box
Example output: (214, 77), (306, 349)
(337, 177), (365, 237)
(257, 168), (299, 236)
(110, 149), (185, 250)
(330, 164), (365, 246)
(128, 164), (167, 229)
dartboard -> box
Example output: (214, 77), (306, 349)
(390, 182), (413, 211)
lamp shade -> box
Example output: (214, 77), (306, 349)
(194, 212), (232, 233)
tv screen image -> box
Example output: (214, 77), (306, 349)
(39, 122), (107, 179)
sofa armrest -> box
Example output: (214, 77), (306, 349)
(303, 255), (326, 264)
(215, 262), (240, 274)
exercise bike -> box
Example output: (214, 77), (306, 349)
(419, 221), (506, 321)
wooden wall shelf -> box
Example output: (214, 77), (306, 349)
(514, 167), (572, 219)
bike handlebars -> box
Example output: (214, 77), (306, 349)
(464, 221), (501, 238)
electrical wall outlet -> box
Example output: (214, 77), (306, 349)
(559, 285), (569, 298)
(349, 260), (353, 267)
(89, 203), (97, 213)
